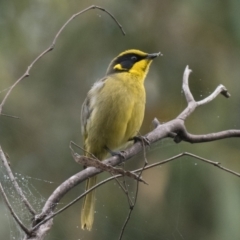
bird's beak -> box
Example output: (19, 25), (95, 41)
(146, 52), (162, 59)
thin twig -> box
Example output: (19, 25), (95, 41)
(182, 65), (194, 103)
(118, 149), (240, 240)
(33, 148), (153, 232)
(197, 84), (230, 106)
(52, 5), (125, 46)
(110, 161), (134, 207)
(31, 174), (122, 231)
(118, 208), (132, 239)
(177, 66), (230, 121)
(0, 5), (125, 115)
(119, 150), (240, 240)
(118, 142), (148, 240)
(33, 148), (240, 232)
(70, 141), (96, 158)
(0, 182), (31, 236)
(112, 174), (133, 206)
(71, 141), (136, 204)
(0, 146), (36, 215)
(70, 141), (147, 183)
(1, 113), (20, 119)
(185, 152), (240, 177)
(132, 152), (240, 178)
(72, 152), (147, 184)
(122, 176), (134, 207)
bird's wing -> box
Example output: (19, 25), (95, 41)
(81, 77), (107, 140)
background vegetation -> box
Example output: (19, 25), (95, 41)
(1, 1), (240, 239)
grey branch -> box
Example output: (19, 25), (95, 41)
(132, 152), (240, 178)
(71, 149), (147, 184)
(197, 84), (230, 106)
(177, 66), (230, 121)
(4, 60), (239, 240)
(33, 65), (238, 230)
(0, 182), (31, 236)
(182, 65), (194, 103)
(0, 5), (125, 240)
(175, 129), (240, 143)
(1, 5), (239, 240)
(0, 5), (125, 116)
(0, 146), (36, 215)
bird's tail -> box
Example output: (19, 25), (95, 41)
(81, 176), (97, 231)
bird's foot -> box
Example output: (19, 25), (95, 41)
(131, 135), (150, 146)
(104, 146), (126, 160)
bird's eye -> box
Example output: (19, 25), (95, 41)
(131, 56), (137, 61)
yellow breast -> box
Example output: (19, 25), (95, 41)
(85, 72), (145, 159)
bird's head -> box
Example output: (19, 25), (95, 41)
(106, 49), (161, 77)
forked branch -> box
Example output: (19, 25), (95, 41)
(0, 5), (125, 240)
(33, 65), (240, 234)
(1, 5), (240, 240)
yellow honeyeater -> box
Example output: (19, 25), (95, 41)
(81, 49), (160, 230)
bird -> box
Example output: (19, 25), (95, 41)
(80, 49), (160, 230)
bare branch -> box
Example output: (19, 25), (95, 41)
(118, 208), (132, 240)
(176, 129), (240, 143)
(112, 174), (134, 206)
(0, 6), (126, 238)
(132, 152), (240, 178)
(31, 174), (121, 231)
(36, 118), (240, 227)
(31, 61), (238, 235)
(118, 143), (148, 240)
(72, 153), (147, 184)
(197, 84), (230, 106)
(1, 6), (237, 236)
(52, 5), (125, 47)
(33, 144), (147, 233)
(177, 66), (230, 121)
(31, 147), (240, 237)
(0, 5), (125, 115)
(0, 146), (36, 215)
(182, 65), (194, 103)
(0, 182), (31, 236)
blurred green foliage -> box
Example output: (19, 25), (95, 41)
(1, 1), (240, 239)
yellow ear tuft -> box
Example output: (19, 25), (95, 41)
(113, 63), (127, 71)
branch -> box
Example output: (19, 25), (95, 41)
(0, 5), (126, 239)
(182, 65), (194, 103)
(32, 146), (148, 234)
(0, 146), (36, 215)
(71, 148), (147, 184)
(197, 84), (230, 106)
(0, 5), (125, 115)
(0, 182), (31, 236)
(2, 5), (238, 236)
(33, 148), (240, 235)
(132, 152), (240, 178)
(31, 174), (121, 231)
(32, 65), (239, 232)
(175, 129), (240, 143)
(177, 66), (230, 121)
(118, 144), (148, 240)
